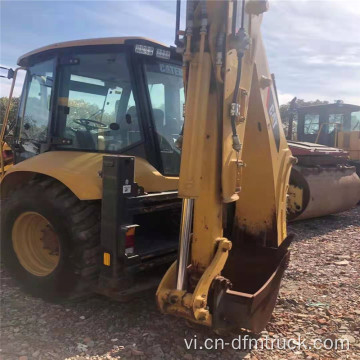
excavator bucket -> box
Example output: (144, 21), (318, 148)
(212, 240), (291, 333)
(288, 141), (360, 221)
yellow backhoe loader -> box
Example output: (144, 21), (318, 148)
(1, 0), (294, 333)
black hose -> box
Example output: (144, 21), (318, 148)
(240, 0), (246, 30)
(186, 0), (194, 29)
(200, 0), (207, 20)
(175, 0), (181, 46)
(231, 52), (244, 136)
(231, 0), (246, 139)
(216, 32), (226, 55)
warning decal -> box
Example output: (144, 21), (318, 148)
(267, 87), (281, 152)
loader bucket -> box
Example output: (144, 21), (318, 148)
(212, 240), (291, 334)
(288, 165), (360, 221)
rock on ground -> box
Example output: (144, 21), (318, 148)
(1, 207), (359, 359)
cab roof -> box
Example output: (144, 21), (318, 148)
(297, 103), (360, 113)
(17, 37), (168, 66)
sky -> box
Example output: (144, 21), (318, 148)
(0, 0), (359, 105)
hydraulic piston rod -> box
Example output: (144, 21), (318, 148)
(176, 198), (194, 290)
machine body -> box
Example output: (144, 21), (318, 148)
(1, 0), (293, 333)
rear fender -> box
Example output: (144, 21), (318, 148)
(1, 151), (178, 200)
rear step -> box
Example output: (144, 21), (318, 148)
(96, 264), (173, 301)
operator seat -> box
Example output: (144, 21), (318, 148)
(122, 106), (141, 146)
(165, 118), (180, 135)
(75, 130), (96, 150)
(153, 109), (174, 151)
(153, 109), (180, 136)
(153, 109), (165, 129)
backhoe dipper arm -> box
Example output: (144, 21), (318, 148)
(156, 0), (295, 333)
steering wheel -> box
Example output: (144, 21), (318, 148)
(73, 118), (108, 131)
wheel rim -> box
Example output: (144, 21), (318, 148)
(12, 211), (60, 277)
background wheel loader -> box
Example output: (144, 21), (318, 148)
(286, 101), (360, 220)
(296, 102), (360, 174)
(1, 0), (294, 333)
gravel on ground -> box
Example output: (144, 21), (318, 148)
(1, 207), (359, 360)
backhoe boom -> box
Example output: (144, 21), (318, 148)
(156, 0), (294, 333)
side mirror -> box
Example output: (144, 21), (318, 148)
(0, 66), (15, 79)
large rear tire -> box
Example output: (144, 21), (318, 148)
(1, 177), (100, 301)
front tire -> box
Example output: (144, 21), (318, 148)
(1, 177), (100, 301)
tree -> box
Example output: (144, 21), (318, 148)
(0, 97), (20, 130)
(67, 99), (115, 126)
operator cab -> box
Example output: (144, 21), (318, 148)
(297, 102), (360, 147)
(11, 37), (184, 176)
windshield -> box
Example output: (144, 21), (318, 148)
(56, 51), (141, 152)
(144, 61), (184, 175)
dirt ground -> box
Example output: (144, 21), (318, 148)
(1, 207), (359, 360)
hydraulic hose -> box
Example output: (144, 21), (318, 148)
(175, 0), (182, 46)
(231, 52), (244, 136)
(230, 0), (247, 151)
(216, 31), (226, 84)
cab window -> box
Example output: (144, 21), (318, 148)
(328, 114), (344, 133)
(304, 114), (320, 134)
(144, 61), (184, 175)
(19, 59), (54, 155)
(351, 111), (360, 131)
(56, 51), (141, 152)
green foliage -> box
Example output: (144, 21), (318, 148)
(68, 99), (115, 126)
(0, 97), (20, 129)
(0, 97), (116, 142)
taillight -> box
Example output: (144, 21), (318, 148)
(103, 225), (139, 266)
(125, 226), (137, 255)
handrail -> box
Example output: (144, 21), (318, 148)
(0, 67), (26, 178)
(353, 121), (360, 131)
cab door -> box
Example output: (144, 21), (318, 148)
(14, 58), (55, 163)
